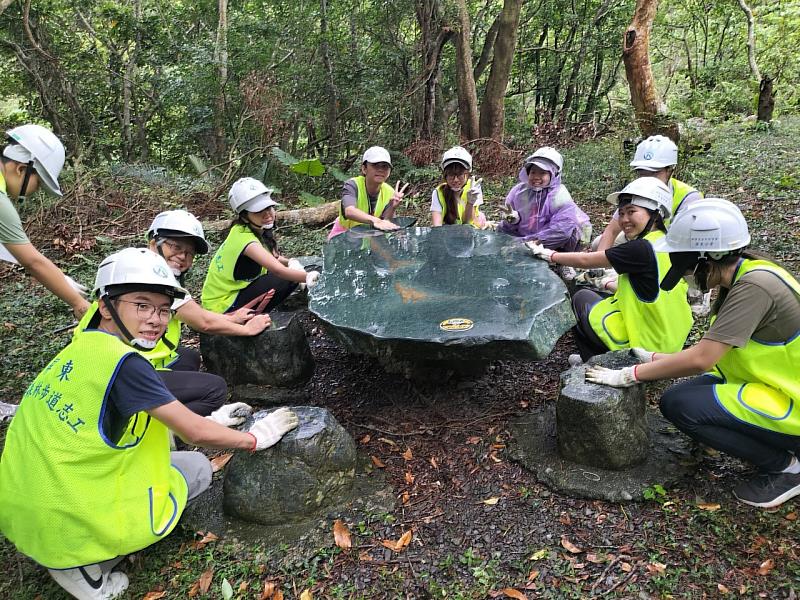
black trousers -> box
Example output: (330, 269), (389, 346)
(158, 346), (227, 417)
(227, 273), (299, 314)
(660, 375), (800, 473)
(571, 288), (612, 361)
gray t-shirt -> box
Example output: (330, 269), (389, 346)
(704, 269), (800, 346)
(0, 189), (28, 245)
(341, 179), (388, 218)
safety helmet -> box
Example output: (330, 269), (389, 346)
(93, 247), (187, 300)
(228, 177), (279, 214)
(607, 177), (673, 220)
(524, 147), (563, 176)
(441, 146), (472, 171)
(362, 146), (392, 166)
(4, 124), (66, 196)
(146, 209), (210, 254)
(630, 135), (678, 171)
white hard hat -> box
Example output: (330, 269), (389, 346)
(362, 146), (392, 166)
(607, 177), (673, 220)
(228, 177), (279, 214)
(524, 146), (563, 175)
(652, 198), (750, 256)
(4, 124), (66, 196)
(630, 135), (678, 171)
(93, 247), (188, 299)
(441, 146), (472, 171)
(147, 210), (210, 254)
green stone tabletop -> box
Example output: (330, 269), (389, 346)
(309, 225), (576, 362)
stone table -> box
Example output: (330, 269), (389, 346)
(309, 225), (575, 370)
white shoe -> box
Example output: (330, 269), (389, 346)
(48, 565), (129, 599)
(568, 354), (583, 367)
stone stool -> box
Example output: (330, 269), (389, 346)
(556, 351), (648, 470)
(223, 406), (357, 525)
(199, 310), (314, 387)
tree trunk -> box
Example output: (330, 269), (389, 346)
(414, 0), (451, 140)
(622, 0), (678, 142)
(757, 76), (775, 122)
(319, 0), (338, 153)
(453, 0), (479, 140)
(212, 0), (228, 161)
(737, 0), (774, 123)
(478, 0), (523, 140)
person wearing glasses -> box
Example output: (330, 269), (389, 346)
(430, 146), (486, 228)
(74, 210), (272, 416)
(0, 124), (89, 317)
(0, 247), (299, 600)
(327, 146), (409, 239)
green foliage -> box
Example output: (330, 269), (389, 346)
(643, 483), (668, 504)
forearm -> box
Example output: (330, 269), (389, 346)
(381, 204), (397, 219)
(596, 219), (622, 252)
(344, 205), (379, 226)
(179, 302), (250, 336)
(552, 250), (611, 269)
(13, 244), (87, 312)
(635, 340), (728, 382)
(463, 203), (475, 224)
(150, 401), (254, 450)
(431, 212), (443, 226)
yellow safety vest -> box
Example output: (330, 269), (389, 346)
(710, 259), (800, 435)
(201, 224), (267, 313)
(74, 301), (182, 370)
(435, 180), (483, 228)
(588, 230), (693, 353)
(338, 176), (393, 230)
(0, 330), (187, 569)
(668, 178), (701, 225)
(0, 172), (6, 193)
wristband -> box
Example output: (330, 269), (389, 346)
(246, 432), (257, 453)
(633, 364), (640, 382)
(550, 252), (558, 264)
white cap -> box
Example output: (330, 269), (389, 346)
(362, 146), (392, 166)
(4, 124), (66, 196)
(228, 177), (279, 214)
(93, 248), (188, 299)
(441, 146), (472, 171)
(524, 146), (564, 176)
(147, 209), (210, 254)
(607, 177), (673, 219)
(630, 135), (678, 171)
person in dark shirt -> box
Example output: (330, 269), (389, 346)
(527, 177), (692, 362)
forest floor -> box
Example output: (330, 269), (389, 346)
(1, 117), (800, 599)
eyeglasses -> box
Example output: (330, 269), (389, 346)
(117, 300), (174, 322)
(162, 240), (196, 258)
(445, 171), (469, 180)
(368, 162), (391, 171)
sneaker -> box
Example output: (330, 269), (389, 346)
(733, 472), (800, 508)
(48, 565), (129, 600)
(568, 354), (583, 367)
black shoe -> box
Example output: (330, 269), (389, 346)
(733, 472), (800, 508)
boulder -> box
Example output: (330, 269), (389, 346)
(557, 351), (647, 469)
(309, 225), (575, 364)
(223, 406), (357, 525)
(199, 310), (314, 387)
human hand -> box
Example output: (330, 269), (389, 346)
(229, 290), (275, 322)
(287, 258), (303, 272)
(206, 402), (253, 427)
(247, 407), (299, 450)
(389, 181), (410, 208)
(629, 348), (656, 363)
(586, 272), (617, 292)
(524, 241), (555, 262)
(500, 204), (520, 225)
(305, 270), (320, 289)
(584, 365), (638, 388)
(467, 177), (483, 205)
(72, 299), (90, 319)
(65, 275), (89, 299)
(243, 313), (271, 335)
(373, 218), (400, 232)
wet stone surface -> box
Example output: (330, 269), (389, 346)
(309, 225), (575, 364)
(223, 406), (358, 525)
(199, 310), (314, 387)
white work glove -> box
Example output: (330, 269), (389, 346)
(524, 241), (555, 262)
(287, 258), (304, 272)
(501, 205), (520, 225)
(466, 177), (483, 205)
(629, 347), (656, 363)
(206, 402), (253, 427)
(65, 275), (89, 299)
(587, 273), (617, 291)
(585, 365), (638, 388)
(305, 270), (320, 289)
(247, 407), (299, 451)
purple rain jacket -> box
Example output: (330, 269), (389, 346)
(498, 167), (592, 250)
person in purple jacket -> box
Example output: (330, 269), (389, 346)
(498, 147), (591, 251)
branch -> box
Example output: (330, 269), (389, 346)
(0, 0), (15, 18)
(736, 0), (761, 80)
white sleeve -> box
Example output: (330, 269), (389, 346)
(430, 189), (443, 213)
(172, 291), (192, 311)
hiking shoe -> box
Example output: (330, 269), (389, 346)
(48, 565), (129, 600)
(568, 354), (584, 367)
(733, 472), (800, 508)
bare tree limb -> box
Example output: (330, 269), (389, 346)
(736, 0), (761, 80)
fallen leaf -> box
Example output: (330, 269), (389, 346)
(333, 519), (352, 550)
(527, 569), (539, 580)
(260, 581), (276, 600)
(528, 549), (548, 561)
(359, 551), (374, 562)
(467, 436), (481, 444)
(559, 513), (572, 526)
(402, 448), (413, 461)
(401, 491), (410, 504)
(560, 537), (582, 554)
(500, 588), (528, 600)
(188, 582), (200, 597)
(300, 590), (313, 600)
(757, 558), (775, 576)
(404, 471), (415, 485)
(585, 553), (605, 564)
(696, 502), (721, 511)
(620, 562), (633, 572)
(210, 453), (234, 473)
(482, 496), (500, 505)
(370, 455), (386, 468)
(143, 592), (167, 600)
(192, 531), (219, 550)
(238, 580), (249, 593)
(197, 568), (214, 594)
(377, 437), (397, 447)
(785, 512), (797, 521)
(489, 452), (502, 463)
(718, 583), (730, 594)
(360, 434), (371, 444)
(646, 562), (666, 575)
(430, 457), (438, 469)
(221, 578), (234, 600)
(273, 590), (284, 600)
(381, 530), (413, 552)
